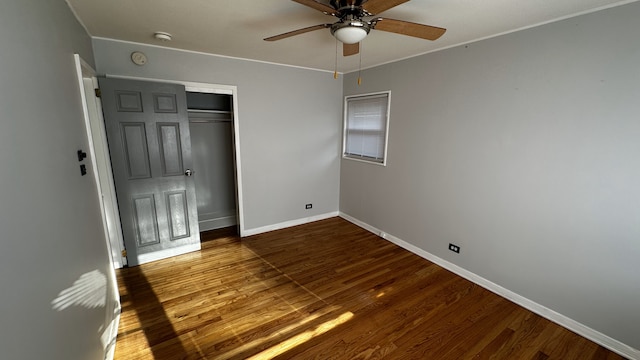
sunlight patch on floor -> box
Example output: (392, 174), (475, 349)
(214, 305), (343, 359)
(246, 311), (354, 360)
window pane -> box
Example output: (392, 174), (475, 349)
(344, 92), (389, 164)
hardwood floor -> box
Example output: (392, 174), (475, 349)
(114, 218), (626, 359)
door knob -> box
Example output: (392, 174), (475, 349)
(184, 169), (194, 177)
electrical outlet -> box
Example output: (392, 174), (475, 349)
(305, 204), (312, 209)
(449, 243), (460, 254)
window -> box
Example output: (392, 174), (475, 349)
(343, 91), (390, 165)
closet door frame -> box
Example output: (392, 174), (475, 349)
(104, 75), (245, 237)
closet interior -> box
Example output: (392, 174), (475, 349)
(186, 91), (237, 231)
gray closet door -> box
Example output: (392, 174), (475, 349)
(99, 78), (199, 266)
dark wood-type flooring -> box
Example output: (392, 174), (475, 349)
(114, 217), (626, 359)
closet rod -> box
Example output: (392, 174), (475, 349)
(187, 109), (231, 114)
(189, 119), (231, 123)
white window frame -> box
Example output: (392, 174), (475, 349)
(342, 91), (391, 166)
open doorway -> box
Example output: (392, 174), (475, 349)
(187, 91), (238, 231)
(81, 72), (244, 268)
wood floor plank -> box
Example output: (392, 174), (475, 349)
(281, 268), (464, 359)
(488, 312), (548, 358)
(473, 327), (516, 360)
(113, 217), (627, 359)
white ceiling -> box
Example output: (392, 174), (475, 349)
(67, 0), (636, 73)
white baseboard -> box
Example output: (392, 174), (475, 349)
(339, 212), (640, 360)
(199, 215), (237, 231)
(136, 243), (201, 265)
(102, 310), (120, 360)
(241, 211), (339, 237)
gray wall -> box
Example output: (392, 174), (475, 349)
(0, 0), (116, 359)
(341, 2), (640, 351)
(93, 40), (343, 232)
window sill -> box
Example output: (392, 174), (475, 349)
(342, 155), (387, 166)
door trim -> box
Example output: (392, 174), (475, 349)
(104, 75), (246, 237)
(74, 56), (127, 268)
(73, 54), (122, 360)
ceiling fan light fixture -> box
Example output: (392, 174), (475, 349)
(331, 21), (370, 44)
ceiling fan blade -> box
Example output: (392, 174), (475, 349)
(362, 0), (409, 15)
(373, 18), (446, 40)
(292, 0), (337, 15)
(343, 42), (359, 56)
(264, 24), (330, 41)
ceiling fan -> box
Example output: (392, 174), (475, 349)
(264, 0), (446, 56)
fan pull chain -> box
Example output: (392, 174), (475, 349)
(357, 42), (363, 85)
(334, 39), (339, 79)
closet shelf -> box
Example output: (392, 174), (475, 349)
(188, 110), (232, 123)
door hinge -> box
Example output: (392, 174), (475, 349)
(121, 249), (127, 258)
(94, 88), (102, 98)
